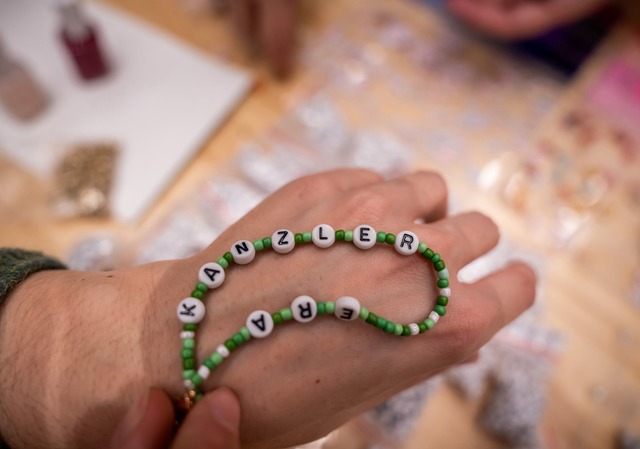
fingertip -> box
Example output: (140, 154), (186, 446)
(205, 387), (241, 433)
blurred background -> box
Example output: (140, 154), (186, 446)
(1, 0), (639, 448)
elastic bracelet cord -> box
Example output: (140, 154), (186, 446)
(175, 224), (452, 406)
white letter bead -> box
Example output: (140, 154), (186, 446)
(335, 296), (361, 321)
(197, 365), (211, 380)
(312, 224), (335, 248)
(231, 239), (255, 265)
(184, 379), (195, 389)
(439, 287), (451, 298)
(177, 298), (206, 324)
(198, 262), (225, 289)
(409, 323), (420, 335)
(292, 295), (317, 323)
(429, 311), (440, 324)
(246, 310), (274, 338)
(437, 268), (450, 280)
(272, 229), (295, 254)
(353, 225), (376, 249)
(216, 344), (230, 358)
(180, 331), (195, 339)
(395, 230), (419, 255)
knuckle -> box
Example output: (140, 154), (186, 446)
(341, 190), (391, 223)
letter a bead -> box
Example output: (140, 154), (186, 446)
(246, 310), (274, 338)
(291, 295), (317, 323)
(177, 298), (206, 324)
(335, 296), (361, 321)
(198, 262), (225, 289)
(230, 240), (256, 265)
(272, 229), (295, 254)
(312, 224), (335, 249)
(353, 225), (376, 250)
(395, 231), (419, 256)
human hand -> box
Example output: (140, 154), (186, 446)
(229, 0), (297, 77)
(110, 387), (240, 449)
(0, 169), (535, 449)
(446, 0), (611, 39)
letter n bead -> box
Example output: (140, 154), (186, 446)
(230, 240), (255, 265)
(335, 296), (361, 321)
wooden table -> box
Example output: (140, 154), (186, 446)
(1, 1), (639, 448)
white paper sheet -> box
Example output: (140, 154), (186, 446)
(0, 0), (252, 221)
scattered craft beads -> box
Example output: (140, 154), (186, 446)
(176, 224), (453, 404)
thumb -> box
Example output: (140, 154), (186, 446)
(171, 387), (242, 449)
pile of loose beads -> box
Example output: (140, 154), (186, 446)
(176, 224), (452, 402)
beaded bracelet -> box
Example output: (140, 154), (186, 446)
(175, 224), (452, 408)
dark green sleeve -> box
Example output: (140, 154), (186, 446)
(0, 248), (67, 302)
(0, 248), (67, 449)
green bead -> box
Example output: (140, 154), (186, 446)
(217, 257), (229, 269)
(272, 312), (283, 324)
(394, 323), (403, 335)
(295, 233), (303, 244)
(418, 322), (427, 333)
(191, 374), (203, 386)
(335, 230), (345, 241)
(418, 242), (428, 254)
(434, 305), (447, 316)
(181, 348), (194, 359)
(203, 359), (215, 370)
(183, 324), (198, 331)
(224, 252), (234, 263)
(302, 232), (312, 243)
(317, 302), (326, 315)
(423, 248), (434, 259)
(434, 260), (445, 271)
(183, 338), (195, 349)
(211, 353), (224, 366)
(436, 296), (449, 306)
(359, 306), (369, 320)
(182, 369), (195, 379)
(424, 319), (435, 330)
(253, 239), (264, 251)
(437, 279), (449, 288)
(240, 327), (251, 341)
(384, 321), (396, 333)
(196, 282), (208, 292)
(224, 339), (237, 351)
(191, 290), (204, 300)
(263, 237), (272, 248)
(376, 231), (387, 243)
(376, 317), (387, 330)
(232, 333), (244, 346)
(431, 253), (441, 263)
(402, 325), (411, 336)
(385, 233), (396, 245)
(325, 301), (335, 314)
(366, 312), (378, 326)
(280, 308), (293, 321)
(183, 358), (195, 370)
(344, 230), (353, 242)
